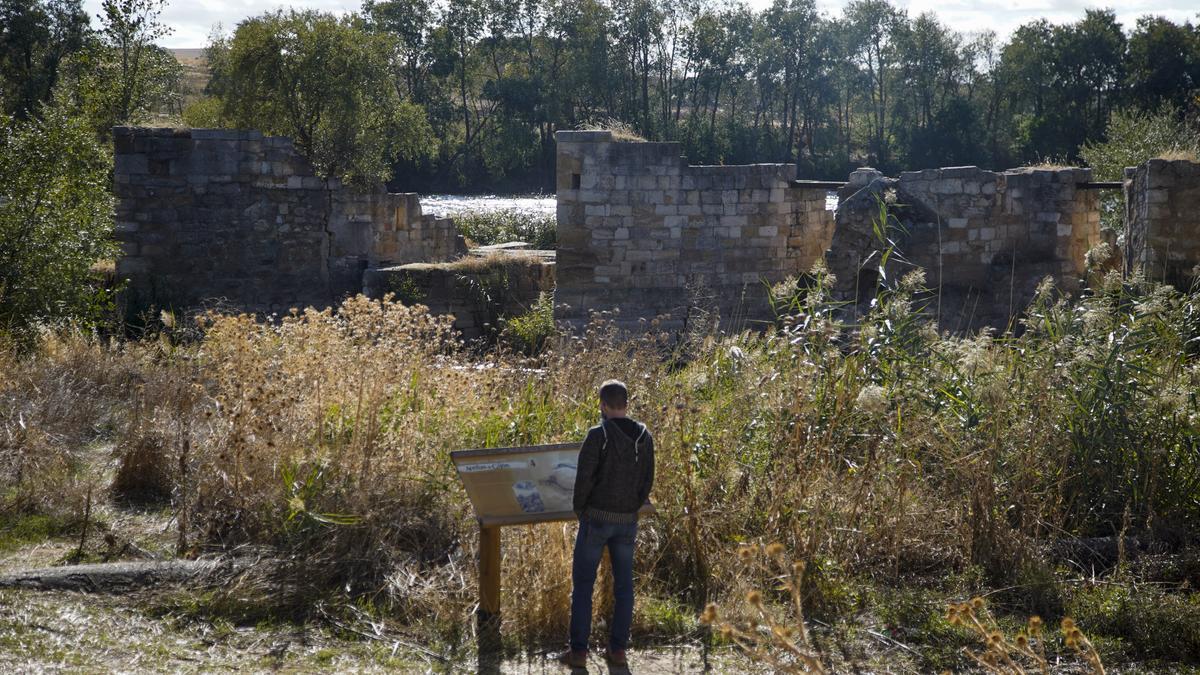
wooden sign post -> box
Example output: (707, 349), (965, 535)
(451, 442), (653, 663)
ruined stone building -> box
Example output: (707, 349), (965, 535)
(112, 126), (1200, 336)
(113, 127), (463, 319)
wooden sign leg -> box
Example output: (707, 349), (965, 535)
(477, 525), (502, 668)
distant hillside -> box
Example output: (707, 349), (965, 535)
(171, 48), (209, 109)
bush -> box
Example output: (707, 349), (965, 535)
(501, 291), (556, 354)
(455, 209), (556, 249)
(1081, 107), (1200, 234)
(0, 107), (116, 336)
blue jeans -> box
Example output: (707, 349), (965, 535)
(569, 517), (638, 652)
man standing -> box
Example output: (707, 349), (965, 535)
(559, 380), (655, 669)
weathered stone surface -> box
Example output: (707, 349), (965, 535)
(553, 130), (836, 331)
(1125, 159), (1200, 288)
(826, 164), (1102, 331)
(113, 127), (465, 319)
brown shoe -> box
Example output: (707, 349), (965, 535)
(603, 649), (628, 667)
(557, 649), (588, 668)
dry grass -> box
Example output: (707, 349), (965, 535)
(1156, 149), (1199, 162)
(438, 250), (545, 273)
(577, 120), (647, 143)
(3, 274), (1200, 667)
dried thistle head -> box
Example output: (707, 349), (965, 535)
(945, 605), (962, 626)
(700, 603), (719, 625)
(765, 542), (786, 558)
(746, 590), (764, 608)
(737, 545), (756, 562)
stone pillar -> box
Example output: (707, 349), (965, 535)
(1124, 158), (1200, 287)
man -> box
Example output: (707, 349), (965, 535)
(559, 379), (655, 669)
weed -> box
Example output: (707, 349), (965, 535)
(501, 291), (556, 354)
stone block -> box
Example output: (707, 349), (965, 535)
(115, 153), (149, 175)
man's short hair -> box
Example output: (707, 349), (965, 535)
(599, 379), (628, 409)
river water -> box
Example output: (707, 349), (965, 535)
(420, 194), (556, 218)
(420, 192), (837, 217)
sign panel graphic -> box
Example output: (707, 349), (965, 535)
(452, 443), (580, 526)
(451, 442), (653, 526)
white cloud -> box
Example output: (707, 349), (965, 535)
(82, 0), (361, 48)
(82, 0), (1199, 49)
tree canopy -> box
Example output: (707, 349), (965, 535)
(196, 0), (1200, 190)
(204, 10), (434, 186)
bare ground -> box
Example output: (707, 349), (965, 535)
(0, 584), (749, 673)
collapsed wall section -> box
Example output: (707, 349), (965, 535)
(113, 127), (462, 319)
(1125, 159), (1200, 287)
(363, 253), (555, 340)
(827, 165), (1101, 331)
(554, 130), (835, 331)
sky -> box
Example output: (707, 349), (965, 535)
(81, 0), (1199, 50)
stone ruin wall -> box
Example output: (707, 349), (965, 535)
(829, 165), (1101, 331)
(113, 127), (463, 319)
(110, 126), (1200, 336)
(1125, 159), (1200, 287)
(363, 254), (555, 340)
(554, 130), (834, 331)
(553, 129), (1112, 333)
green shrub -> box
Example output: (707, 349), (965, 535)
(455, 209), (556, 249)
(501, 291), (556, 354)
(0, 106), (116, 336)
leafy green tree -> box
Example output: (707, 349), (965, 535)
(0, 106), (115, 333)
(1082, 106), (1200, 181)
(0, 0), (89, 119)
(1126, 17), (1200, 113)
(206, 10), (434, 186)
(845, 0), (904, 167)
(56, 0), (182, 134)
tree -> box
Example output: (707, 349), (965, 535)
(206, 10), (434, 186)
(0, 106), (115, 334)
(0, 0), (89, 118)
(1081, 106), (1200, 181)
(1126, 17), (1200, 113)
(845, 0), (904, 167)
(52, 0), (182, 135)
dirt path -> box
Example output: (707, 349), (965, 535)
(0, 585), (749, 673)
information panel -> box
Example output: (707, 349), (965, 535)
(451, 442), (653, 526)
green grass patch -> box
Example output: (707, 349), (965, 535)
(0, 513), (72, 552)
(1067, 582), (1200, 664)
(456, 209), (556, 249)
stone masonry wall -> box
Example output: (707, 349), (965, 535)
(1125, 159), (1200, 287)
(554, 130), (835, 331)
(827, 165), (1100, 331)
(114, 127), (463, 319)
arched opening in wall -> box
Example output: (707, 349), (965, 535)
(856, 268), (879, 308)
